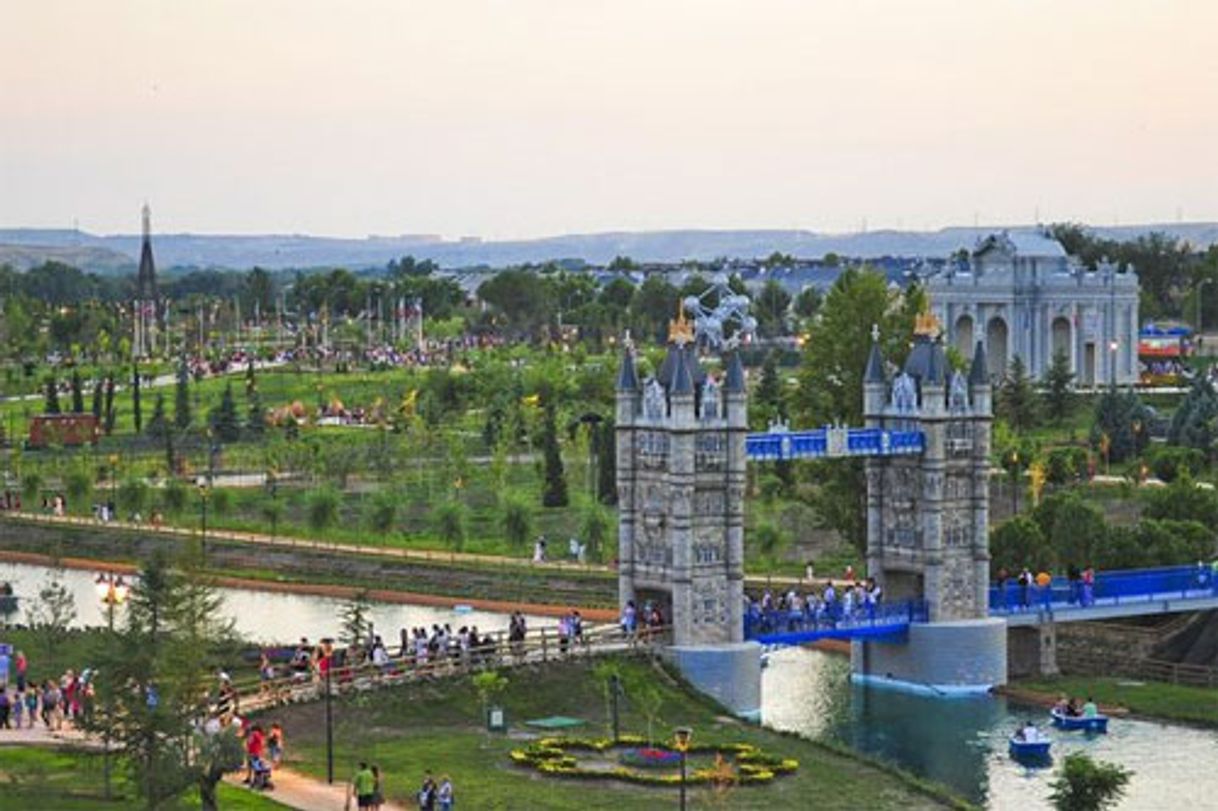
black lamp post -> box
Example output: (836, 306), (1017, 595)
(95, 572), (129, 801)
(673, 726), (692, 811)
(324, 645), (334, 784)
(197, 476), (209, 557)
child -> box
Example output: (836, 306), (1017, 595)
(24, 689), (37, 728)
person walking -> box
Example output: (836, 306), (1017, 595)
(437, 775), (454, 811)
(349, 761), (376, 811)
(418, 770), (438, 810)
(370, 764), (385, 811)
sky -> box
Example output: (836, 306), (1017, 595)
(3, 0), (1217, 239)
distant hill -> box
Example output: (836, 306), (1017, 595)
(1, 222), (1215, 274)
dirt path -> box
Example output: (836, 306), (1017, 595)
(225, 768), (410, 811)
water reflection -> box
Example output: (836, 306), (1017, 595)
(762, 646), (1218, 810)
(0, 561), (543, 644)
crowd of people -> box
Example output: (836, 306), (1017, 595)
(744, 578), (885, 635)
(0, 648), (95, 733)
(993, 566), (1098, 610)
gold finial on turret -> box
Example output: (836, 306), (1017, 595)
(668, 300), (694, 346)
(913, 293), (941, 338)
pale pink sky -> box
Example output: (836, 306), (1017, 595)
(2, 0), (1216, 238)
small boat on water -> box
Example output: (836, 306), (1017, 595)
(1051, 708), (1109, 733)
(1009, 735), (1052, 761)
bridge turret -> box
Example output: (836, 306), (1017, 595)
(863, 332), (887, 425)
(968, 339), (991, 415)
(615, 346), (640, 611)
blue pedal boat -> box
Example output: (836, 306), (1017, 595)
(1051, 708), (1109, 733)
(1009, 735), (1052, 761)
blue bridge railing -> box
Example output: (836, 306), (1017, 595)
(989, 563), (1218, 617)
(745, 599), (928, 646)
(746, 427), (924, 461)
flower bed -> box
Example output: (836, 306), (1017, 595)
(509, 736), (798, 787)
(619, 747), (682, 768)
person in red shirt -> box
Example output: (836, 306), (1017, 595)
(245, 724), (265, 784)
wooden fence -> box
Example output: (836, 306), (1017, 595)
(229, 622), (672, 715)
(1058, 649), (1218, 689)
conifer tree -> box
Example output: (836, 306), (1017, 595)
(596, 418), (617, 505)
(997, 355), (1040, 431)
(70, 371), (85, 413)
(1042, 350), (1075, 424)
(91, 380), (104, 420)
(174, 360), (191, 430)
(132, 364), (142, 433)
(103, 376), (116, 434)
(211, 382), (241, 443)
(146, 393), (168, 440)
(541, 397), (568, 507)
(44, 375), (61, 415)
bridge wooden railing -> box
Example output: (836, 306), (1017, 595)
(226, 623), (673, 715)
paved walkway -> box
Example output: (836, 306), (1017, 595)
(224, 768), (409, 811)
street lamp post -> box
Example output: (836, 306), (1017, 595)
(1199, 279), (1213, 335)
(197, 476), (210, 558)
(673, 726), (692, 811)
(1108, 340), (1119, 388)
(324, 645), (334, 784)
(95, 572), (129, 801)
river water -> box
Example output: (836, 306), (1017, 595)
(4, 560), (1216, 809)
(762, 646), (1218, 810)
(0, 561), (543, 643)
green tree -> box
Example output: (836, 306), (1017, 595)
(630, 274), (679, 343)
(990, 515), (1052, 575)
(65, 466), (92, 511)
(792, 269), (924, 552)
(1048, 753), (1132, 811)
(365, 489), (399, 534)
(1167, 378), (1218, 456)
(433, 499), (468, 553)
(1042, 350), (1076, 424)
(306, 487), (340, 531)
(70, 370), (85, 413)
(210, 382), (241, 443)
(78, 553), (243, 810)
(246, 384), (265, 436)
(1142, 472), (1218, 525)
(43, 375), (61, 414)
(793, 286), (822, 320)
(595, 418), (617, 505)
(500, 493), (534, 550)
(174, 359), (191, 430)
(540, 397), (568, 507)
(997, 355), (1039, 430)
(146, 393), (167, 440)
(23, 572), (77, 658)
(92, 378), (104, 420)
(752, 351), (786, 430)
(1037, 492), (1106, 568)
(580, 500), (612, 563)
(131, 365), (142, 433)
(340, 590), (373, 647)
(104, 375), (116, 434)
(161, 479), (188, 515)
(755, 279), (792, 338)
(117, 477), (149, 518)
(1090, 388), (1151, 464)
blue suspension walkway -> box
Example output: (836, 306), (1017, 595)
(746, 427), (924, 461)
(744, 600), (928, 647)
(993, 563), (1218, 626)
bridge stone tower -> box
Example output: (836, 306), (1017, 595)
(616, 310), (760, 715)
(615, 310), (747, 646)
(855, 315), (1007, 690)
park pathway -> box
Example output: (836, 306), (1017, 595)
(0, 722), (405, 811)
(224, 768), (410, 811)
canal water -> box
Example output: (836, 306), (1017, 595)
(0, 561), (542, 643)
(762, 646), (1218, 810)
(4, 560), (1216, 809)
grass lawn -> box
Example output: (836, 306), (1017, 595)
(263, 655), (968, 810)
(1016, 675), (1218, 728)
(0, 747), (289, 810)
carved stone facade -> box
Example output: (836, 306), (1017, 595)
(616, 345), (747, 646)
(864, 334), (993, 622)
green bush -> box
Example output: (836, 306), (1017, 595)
(433, 500), (468, 552)
(1142, 474), (1218, 526)
(364, 490), (399, 534)
(306, 487), (340, 531)
(990, 516), (1053, 575)
(209, 488), (232, 516)
(500, 492), (534, 549)
(1044, 447), (1089, 486)
(1048, 752), (1131, 811)
(1147, 446), (1206, 483)
(117, 478), (149, 518)
(161, 479), (188, 515)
